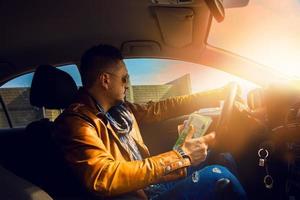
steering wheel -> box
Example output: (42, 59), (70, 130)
(215, 82), (239, 150)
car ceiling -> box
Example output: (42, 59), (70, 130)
(0, 0), (285, 86)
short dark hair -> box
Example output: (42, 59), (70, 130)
(80, 44), (123, 88)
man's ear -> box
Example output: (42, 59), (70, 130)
(99, 73), (110, 90)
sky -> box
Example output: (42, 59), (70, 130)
(209, 0), (300, 78)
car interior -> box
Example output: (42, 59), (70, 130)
(1, 0), (300, 199)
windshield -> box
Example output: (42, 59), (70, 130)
(208, 0), (300, 79)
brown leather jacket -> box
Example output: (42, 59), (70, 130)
(53, 88), (224, 199)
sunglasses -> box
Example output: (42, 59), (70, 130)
(105, 72), (129, 84)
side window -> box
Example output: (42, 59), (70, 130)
(124, 59), (257, 104)
(0, 64), (82, 129)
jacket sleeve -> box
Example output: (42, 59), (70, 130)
(53, 114), (190, 197)
(126, 87), (224, 124)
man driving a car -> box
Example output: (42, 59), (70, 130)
(53, 44), (247, 200)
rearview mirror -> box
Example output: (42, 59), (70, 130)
(223, 0), (249, 8)
(205, 0), (225, 22)
(205, 0), (249, 23)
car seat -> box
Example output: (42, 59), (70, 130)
(0, 164), (53, 200)
(24, 65), (85, 198)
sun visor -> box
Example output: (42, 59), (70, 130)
(154, 7), (194, 48)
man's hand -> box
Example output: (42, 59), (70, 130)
(179, 125), (215, 166)
(222, 82), (245, 104)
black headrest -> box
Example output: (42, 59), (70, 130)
(30, 65), (78, 109)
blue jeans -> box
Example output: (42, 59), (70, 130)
(151, 152), (247, 200)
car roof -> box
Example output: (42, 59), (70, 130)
(0, 0), (285, 85)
